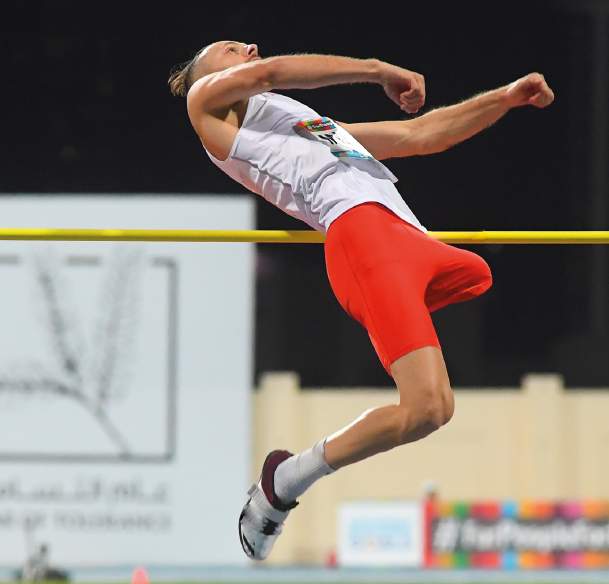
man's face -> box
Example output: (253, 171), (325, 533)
(195, 41), (260, 77)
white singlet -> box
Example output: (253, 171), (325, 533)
(205, 92), (425, 235)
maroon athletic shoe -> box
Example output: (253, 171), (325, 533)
(238, 450), (299, 560)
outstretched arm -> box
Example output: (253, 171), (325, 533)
(188, 54), (426, 115)
(342, 73), (554, 160)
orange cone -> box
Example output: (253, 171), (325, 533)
(132, 568), (149, 584)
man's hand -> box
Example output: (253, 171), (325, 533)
(379, 63), (426, 114)
(504, 73), (554, 109)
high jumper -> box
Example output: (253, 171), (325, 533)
(169, 42), (554, 560)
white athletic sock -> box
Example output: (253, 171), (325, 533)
(273, 439), (336, 504)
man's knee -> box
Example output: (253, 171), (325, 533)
(417, 382), (454, 432)
(470, 254), (493, 291)
(440, 388), (455, 425)
(390, 347), (454, 444)
(395, 380), (454, 443)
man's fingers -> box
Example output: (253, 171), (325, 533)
(417, 74), (426, 102)
(401, 98), (424, 114)
(527, 72), (543, 86)
(384, 69), (426, 113)
(506, 72), (553, 108)
(401, 96), (424, 108)
(528, 88), (553, 108)
(408, 76), (426, 99)
(400, 87), (423, 103)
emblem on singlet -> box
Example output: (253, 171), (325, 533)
(297, 117), (375, 160)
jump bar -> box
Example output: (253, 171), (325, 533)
(1, 229), (609, 244)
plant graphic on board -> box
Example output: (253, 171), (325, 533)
(0, 247), (143, 455)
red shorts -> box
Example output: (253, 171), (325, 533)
(325, 203), (492, 375)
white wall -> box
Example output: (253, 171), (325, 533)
(0, 195), (255, 567)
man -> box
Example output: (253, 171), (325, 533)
(168, 42), (554, 560)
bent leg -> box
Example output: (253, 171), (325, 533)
(273, 207), (458, 504)
(425, 242), (492, 313)
(324, 346), (453, 469)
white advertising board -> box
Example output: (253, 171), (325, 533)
(0, 195), (254, 567)
(338, 500), (424, 567)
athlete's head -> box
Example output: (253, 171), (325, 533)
(168, 41), (260, 97)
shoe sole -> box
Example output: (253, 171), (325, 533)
(238, 509), (256, 559)
(238, 449), (294, 560)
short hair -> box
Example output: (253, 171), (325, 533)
(168, 44), (212, 97)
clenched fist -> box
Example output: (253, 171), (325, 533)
(505, 73), (554, 109)
(380, 63), (426, 114)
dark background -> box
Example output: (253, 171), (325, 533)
(1, 0), (608, 387)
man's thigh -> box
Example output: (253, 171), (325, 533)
(424, 242), (492, 313)
(325, 207), (439, 375)
(390, 346), (451, 407)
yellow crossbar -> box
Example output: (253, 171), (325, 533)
(0, 229), (608, 244)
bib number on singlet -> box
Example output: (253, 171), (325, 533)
(297, 117), (374, 160)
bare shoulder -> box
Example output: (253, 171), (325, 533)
(186, 74), (225, 119)
(186, 63), (272, 160)
(186, 74), (233, 133)
(186, 76), (241, 161)
(187, 61), (272, 117)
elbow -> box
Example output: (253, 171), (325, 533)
(256, 57), (285, 90)
(243, 59), (276, 92)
